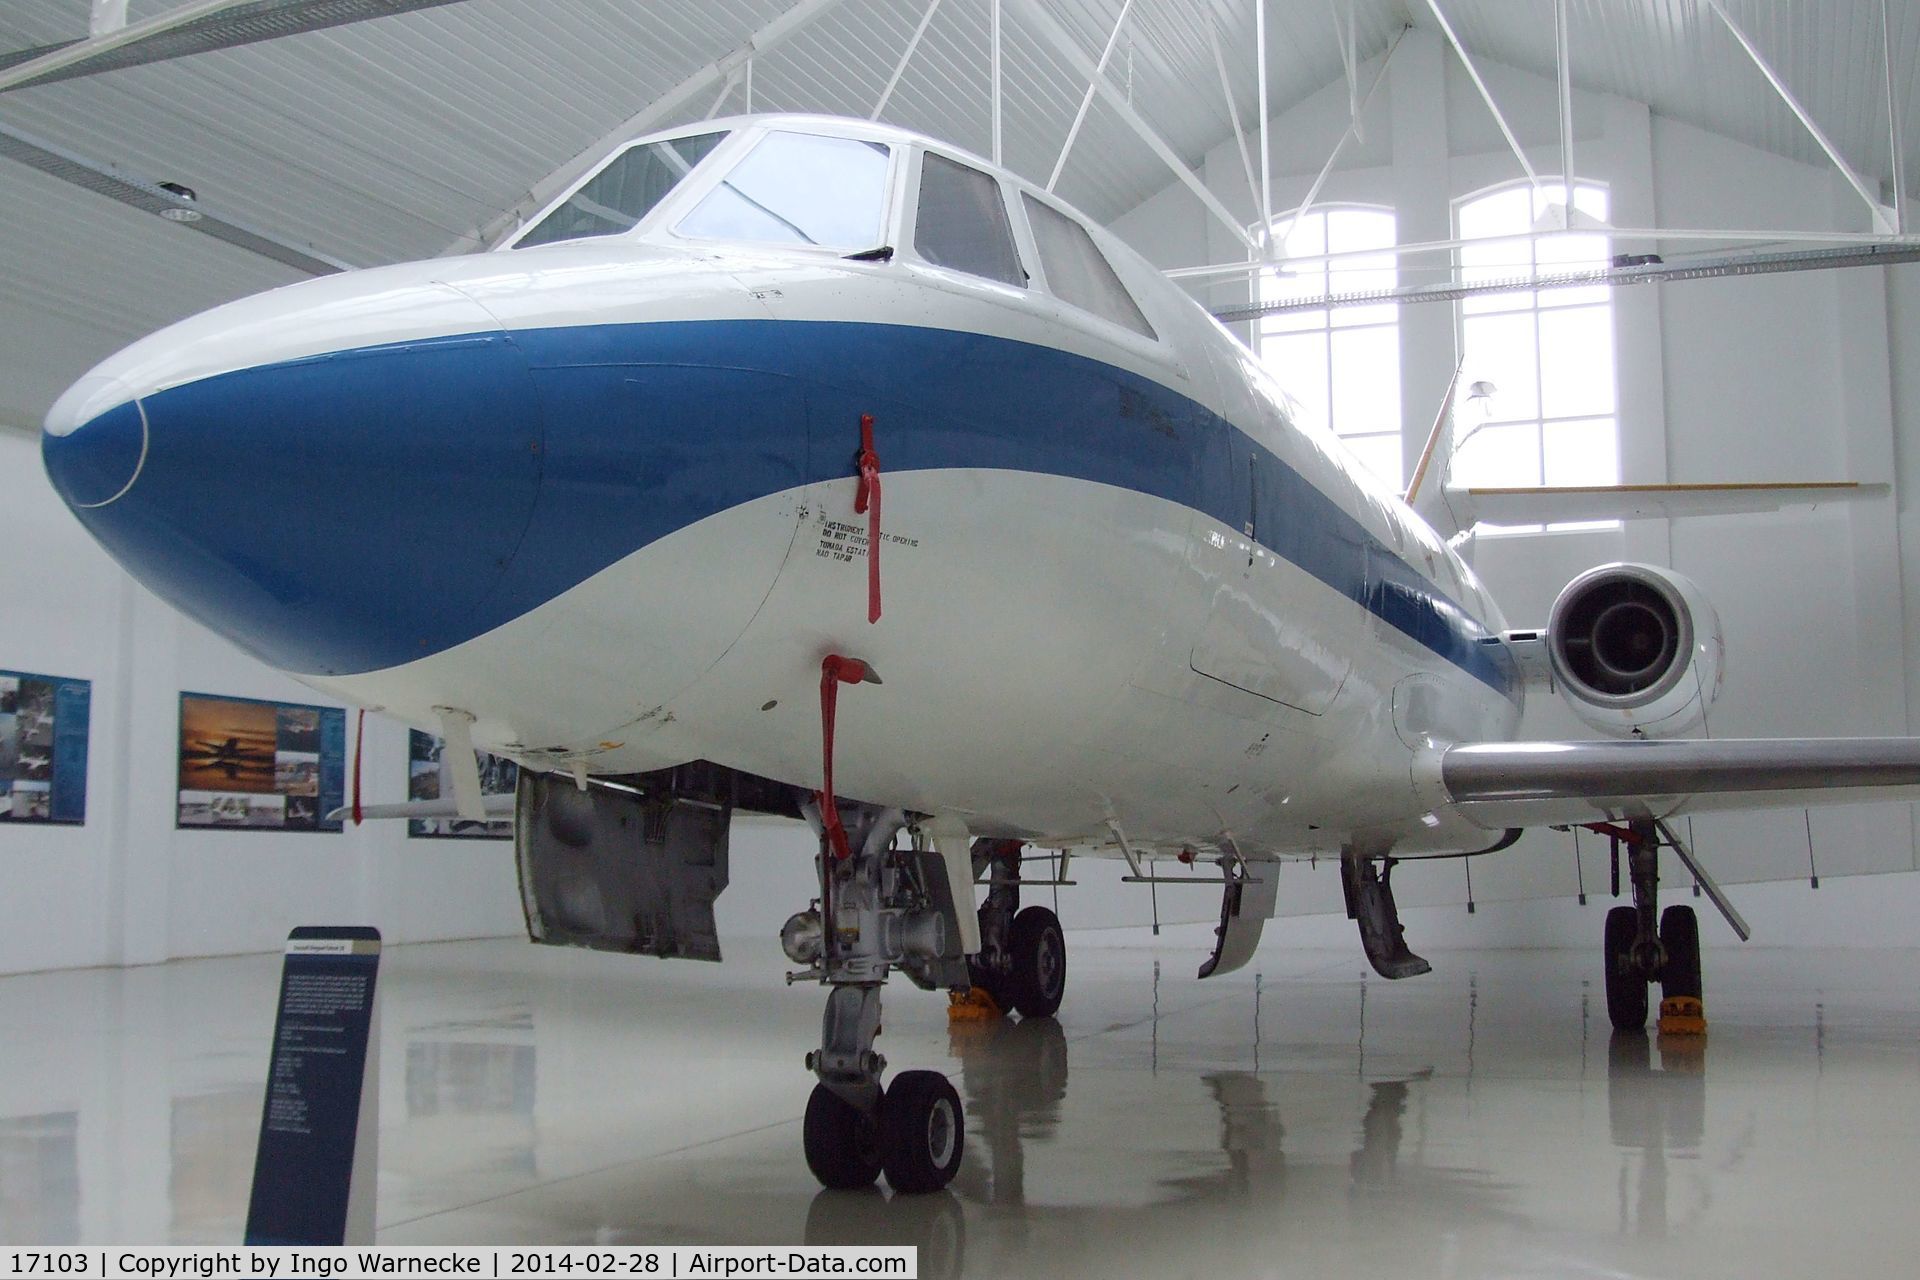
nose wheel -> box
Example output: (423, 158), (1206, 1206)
(804, 1082), (884, 1189)
(879, 1070), (966, 1192)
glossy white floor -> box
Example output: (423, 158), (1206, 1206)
(4, 929), (1920, 1278)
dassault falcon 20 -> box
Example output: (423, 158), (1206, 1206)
(41, 114), (1920, 1193)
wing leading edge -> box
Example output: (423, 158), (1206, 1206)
(1431, 737), (1920, 830)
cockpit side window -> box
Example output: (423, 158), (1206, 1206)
(676, 131), (891, 249)
(913, 153), (1025, 287)
(1021, 195), (1157, 339)
(514, 131), (726, 249)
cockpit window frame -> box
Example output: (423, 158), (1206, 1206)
(502, 125), (743, 252)
(904, 149), (1029, 290)
(666, 127), (901, 255)
(1018, 189), (1160, 343)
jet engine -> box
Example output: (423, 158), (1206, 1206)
(1546, 563), (1723, 738)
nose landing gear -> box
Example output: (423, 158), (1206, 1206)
(789, 800), (972, 1193)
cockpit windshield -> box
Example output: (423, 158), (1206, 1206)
(677, 131), (891, 249)
(514, 131), (726, 249)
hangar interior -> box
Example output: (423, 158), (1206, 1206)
(3, 0), (1920, 1272)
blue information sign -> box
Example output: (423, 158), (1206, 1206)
(245, 926), (382, 1246)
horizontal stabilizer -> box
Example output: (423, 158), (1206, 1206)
(1436, 736), (1920, 829)
(1425, 481), (1882, 539)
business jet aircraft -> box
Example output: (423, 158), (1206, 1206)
(40, 114), (1920, 1194)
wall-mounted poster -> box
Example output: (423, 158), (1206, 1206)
(408, 730), (518, 839)
(0, 669), (90, 825)
(177, 693), (346, 832)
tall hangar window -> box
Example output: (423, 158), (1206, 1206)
(679, 131), (892, 249)
(515, 131), (726, 248)
(1453, 181), (1617, 531)
(1254, 207), (1402, 488)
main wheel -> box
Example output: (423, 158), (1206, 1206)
(1659, 904), (1703, 1001)
(1604, 905), (1648, 1031)
(879, 1070), (964, 1193)
(804, 1083), (882, 1190)
(1007, 906), (1066, 1018)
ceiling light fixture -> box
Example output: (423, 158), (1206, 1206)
(155, 180), (201, 222)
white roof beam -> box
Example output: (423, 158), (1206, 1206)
(1331, 0), (1362, 141)
(90, 0), (130, 38)
(1, 0), (466, 94)
(1554, 0), (1574, 219)
(1701, 0), (1892, 234)
(464, 0), (852, 251)
(1421, 0), (1541, 191)
(1166, 224), (1920, 282)
(1204, 9), (1259, 221)
(991, 0), (1004, 166)
(1257, 0), (1273, 241)
(1, 0), (264, 91)
(1275, 28), (1404, 239)
(1009, 0), (1257, 252)
(1882, 0), (1907, 234)
(870, 0), (944, 121)
(1048, 0), (1137, 192)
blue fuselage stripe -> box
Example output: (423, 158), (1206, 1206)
(49, 317), (1516, 695)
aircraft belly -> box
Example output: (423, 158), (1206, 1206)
(662, 470), (1198, 836)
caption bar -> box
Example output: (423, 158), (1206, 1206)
(2, 1249), (915, 1280)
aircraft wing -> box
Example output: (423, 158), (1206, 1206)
(1433, 737), (1920, 830)
(1421, 481), (1882, 540)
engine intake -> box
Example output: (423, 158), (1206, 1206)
(1547, 563), (1723, 738)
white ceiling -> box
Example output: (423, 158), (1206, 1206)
(0, 0), (1914, 431)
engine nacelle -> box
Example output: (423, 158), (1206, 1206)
(1546, 563), (1724, 738)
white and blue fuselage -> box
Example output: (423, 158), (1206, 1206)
(42, 115), (1520, 859)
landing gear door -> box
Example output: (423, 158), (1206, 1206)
(516, 771), (731, 962)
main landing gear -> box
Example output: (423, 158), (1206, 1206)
(1595, 819), (1703, 1032)
(966, 838), (1066, 1018)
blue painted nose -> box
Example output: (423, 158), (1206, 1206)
(42, 391), (147, 508)
(43, 330), (547, 676)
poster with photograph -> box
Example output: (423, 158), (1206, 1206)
(407, 729), (518, 839)
(177, 693), (346, 832)
(0, 669), (90, 825)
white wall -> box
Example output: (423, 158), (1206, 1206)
(0, 430), (525, 975)
(1107, 29), (1920, 947)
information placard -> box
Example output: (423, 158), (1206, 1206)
(244, 928), (381, 1247)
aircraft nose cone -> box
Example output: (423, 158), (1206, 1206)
(41, 287), (549, 677)
(42, 378), (147, 509)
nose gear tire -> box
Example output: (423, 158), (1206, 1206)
(805, 1083), (883, 1189)
(879, 1070), (965, 1193)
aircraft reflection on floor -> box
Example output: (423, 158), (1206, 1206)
(804, 989), (1528, 1280)
(1607, 1029), (1709, 1238)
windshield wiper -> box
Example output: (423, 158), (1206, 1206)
(844, 245), (894, 262)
